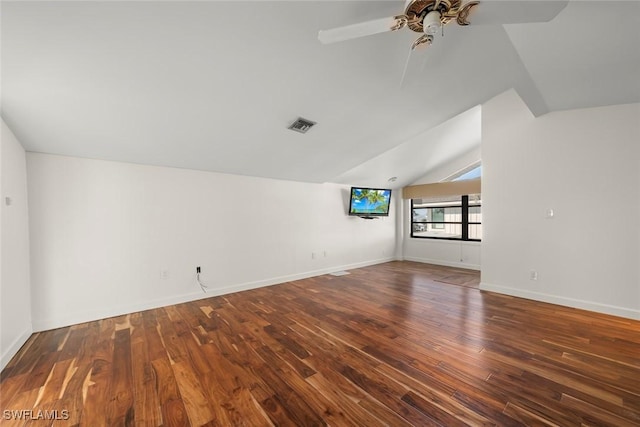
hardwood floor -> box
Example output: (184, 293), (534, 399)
(1, 261), (639, 426)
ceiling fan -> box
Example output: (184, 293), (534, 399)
(318, 0), (568, 83)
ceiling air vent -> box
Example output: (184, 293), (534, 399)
(288, 117), (317, 134)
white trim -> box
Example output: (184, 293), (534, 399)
(479, 282), (640, 321)
(31, 257), (396, 332)
(1, 327), (33, 370)
(404, 256), (480, 271)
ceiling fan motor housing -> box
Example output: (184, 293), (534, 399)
(406, 0), (462, 33)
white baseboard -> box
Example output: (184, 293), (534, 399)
(31, 257), (396, 332)
(480, 282), (640, 320)
(403, 256), (480, 271)
(1, 327), (33, 370)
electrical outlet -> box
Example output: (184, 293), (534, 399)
(530, 270), (538, 281)
(196, 266), (201, 274)
(161, 269), (169, 280)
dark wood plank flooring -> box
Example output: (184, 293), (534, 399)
(1, 261), (639, 426)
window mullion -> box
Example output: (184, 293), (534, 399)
(462, 195), (469, 241)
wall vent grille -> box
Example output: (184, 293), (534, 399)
(288, 117), (317, 134)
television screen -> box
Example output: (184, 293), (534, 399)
(349, 187), (392, 217)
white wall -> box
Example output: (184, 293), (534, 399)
(1, 120), (33, 369)
(27, 153), (397, 330)
(404, 237), (481, 270)
(481, 90), (640, 319)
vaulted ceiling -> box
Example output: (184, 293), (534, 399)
(2, 1), (639, 188)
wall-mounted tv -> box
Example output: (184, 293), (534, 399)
(348, 187), (392, 217)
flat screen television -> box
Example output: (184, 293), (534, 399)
(348, 187), (392, 217)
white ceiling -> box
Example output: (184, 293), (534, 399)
(504, 1), (640, 112)
(333, 105), (481, 188)
(2, 1), (639, 188)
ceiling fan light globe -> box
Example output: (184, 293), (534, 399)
(423, 10), (441, 35)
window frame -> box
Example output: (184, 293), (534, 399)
(410, 195), (481, 242)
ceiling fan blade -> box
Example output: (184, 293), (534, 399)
(463, 0), (569, 25)
(400, 36), (432, 87)
(318, 16), (403, 44)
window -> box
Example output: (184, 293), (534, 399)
(411, 194), (481, 241)
(432, 208), (445, 229)
(452, 165), (481, 181)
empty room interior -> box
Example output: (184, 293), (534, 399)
(1, 1), (639, 425)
